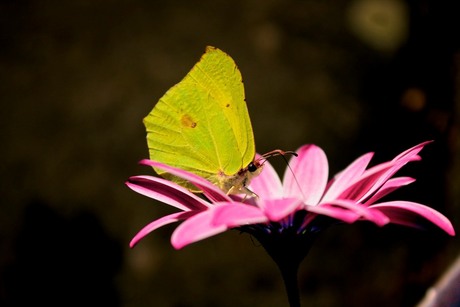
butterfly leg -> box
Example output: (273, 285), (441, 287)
(227, 185), (259, 200)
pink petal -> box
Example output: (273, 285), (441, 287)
(126, 176), (210, 211)
(260, 198), (303, 221)
(283, 145), (329, 205)
(392, 141), (432, 161)
(171, 208), (229, 249)
(370, 201), (455, 235)
(338, 143), (428, 203)
(336, 160), (391, 200)
(140, 159), (232, 203)
(359, 157), (421, 202)
(130, 211), (197, 248)
(323, 199), (390, 226)
(212, 203), (269, 227)
(249, 159), (283, 199)
(322, 152), (374, 203)
(303, 205), (360, 224)
(364, 177), (416, 205)
(338, 158), (415, 203)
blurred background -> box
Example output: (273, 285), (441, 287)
(1, 0), (459, 306)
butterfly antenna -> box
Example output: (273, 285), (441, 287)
(282, 154), (307, 200)
(259, 149), (306, 200)
(258, 149), (297, 166)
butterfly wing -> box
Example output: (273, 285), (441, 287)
(144, 46), (255, 191)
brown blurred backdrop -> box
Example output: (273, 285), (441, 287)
(1, 1), (459, 306)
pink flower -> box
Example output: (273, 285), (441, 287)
(127, 141), (454, 250)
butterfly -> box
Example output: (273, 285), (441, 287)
(144, 46), (290, 195)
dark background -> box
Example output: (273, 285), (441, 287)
(1, 1), (459, 306)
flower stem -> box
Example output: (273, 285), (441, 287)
(277, 256), (301, 307)
(249, 228), (317, 307)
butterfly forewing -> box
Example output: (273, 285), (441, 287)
(144, 46), (256, 192)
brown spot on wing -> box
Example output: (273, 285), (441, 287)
(181, 114), (197, 128)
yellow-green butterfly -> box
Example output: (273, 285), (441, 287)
(144, 46), (262, 195)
